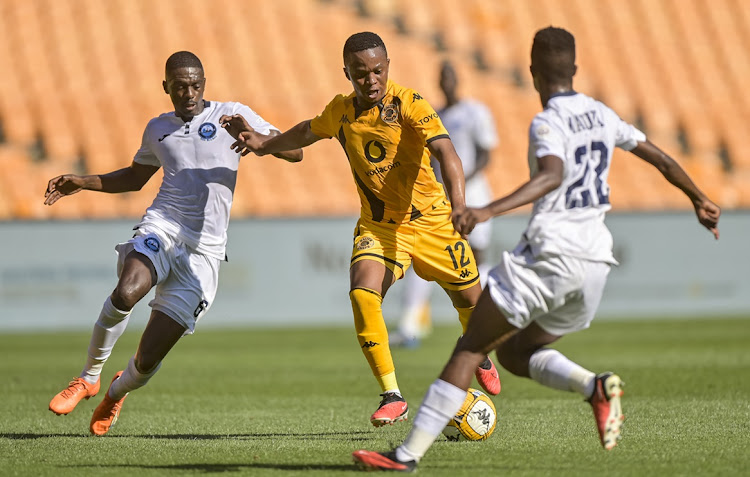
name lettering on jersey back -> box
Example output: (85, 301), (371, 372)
(567, 110), (604, 133)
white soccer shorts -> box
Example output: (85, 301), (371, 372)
(486, 243), (610, 336)
(115, 226), (220, 334)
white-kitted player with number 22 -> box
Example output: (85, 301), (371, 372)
(354, 26), (721, 472)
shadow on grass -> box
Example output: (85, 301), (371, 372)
(66, 463), (356, 473)
(1, 431), (372, 442)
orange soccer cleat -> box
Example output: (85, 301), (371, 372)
(49, 377), (100, 415)
(370, 392), (408, 427)
(588, 372), (625, 450)
(90, 371), (127, 436)
(475, 356), (501, 396)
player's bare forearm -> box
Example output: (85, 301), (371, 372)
(97, 163), (159, 193)
(265, 130), (304, 163)
(632, 141), (705, 203)
(486, 155), (563, 217)
(44, 163), (158, 205)
(221, 115), (319, 159)
(631, 140), (721, 238)
(258, 121), (319, 156)
(429, 138), (466, 210)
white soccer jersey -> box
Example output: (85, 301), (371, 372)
(432, 99), (498, 184)
(523, 91), (646, 264)
(133, 101), (277, 260)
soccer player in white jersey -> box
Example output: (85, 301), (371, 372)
(354, 26), (720, 471)
(44, 51), (301, 435)
(393, 60), (499, 348)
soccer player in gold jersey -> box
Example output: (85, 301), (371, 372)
(220, 32), (500, 426)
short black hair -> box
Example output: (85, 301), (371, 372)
(165, 51), (203, 73)
(531, 27), (576, 83)
(343, 32), (387, 62)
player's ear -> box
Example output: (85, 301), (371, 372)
(343, 66), (350, 81)
(163, 80), (169, 95)
(572, 64), (578, 77)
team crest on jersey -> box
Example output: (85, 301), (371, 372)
(199, 122), (217, 140)
(381, 103), (399, 124)
(355, 236), (374, 251)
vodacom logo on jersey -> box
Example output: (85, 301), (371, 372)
(364, 139), (401, 176)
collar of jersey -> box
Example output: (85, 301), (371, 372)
(352, 81), (394, 119)
(548, 90), (578, 100)
(172, 100), (212, 123)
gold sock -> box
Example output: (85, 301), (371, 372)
(350, 287), (399, 392)
(455, 305), (476, 334)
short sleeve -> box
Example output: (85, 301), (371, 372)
(613, 117), (646, 151)
(309, 95), (342, 139)
(234, 103), (278, 136)
(133, 123), (160, 167)
(529, 116), (565, 159)
(403, 91), (449, 144)
(472, 102), (499, 150)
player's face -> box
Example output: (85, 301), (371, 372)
(163, 67), (206, 120)
(344, 47), (389, 108)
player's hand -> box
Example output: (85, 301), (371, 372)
(693, 197), (721, 239)
(219, 114), (253, 139)
(44, 174), (84, 205)
(453, 207), (491, 238)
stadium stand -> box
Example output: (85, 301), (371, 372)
(0, 0), (747, 219)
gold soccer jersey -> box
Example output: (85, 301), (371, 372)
(310, 81), (450, 223)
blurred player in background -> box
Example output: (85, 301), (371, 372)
(391, 60), (499, 348)
(354, 26), (721, 471)
(45, 51), (301, 435)
(220, 31), (501, 427)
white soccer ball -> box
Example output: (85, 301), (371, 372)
(442, 388), (497, 441)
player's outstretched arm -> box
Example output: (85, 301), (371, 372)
(44, 162), (159, 206)
(454, 155), (563, 237)
(220, 115), (318, 162)
(631, 140), (720, 239)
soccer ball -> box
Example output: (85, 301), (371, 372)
(442, 388), (497, 441)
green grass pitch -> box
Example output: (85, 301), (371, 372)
(1, 318), (748, 476)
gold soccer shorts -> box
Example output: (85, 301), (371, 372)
(351, 206), (480, 291)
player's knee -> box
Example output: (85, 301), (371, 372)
(112, 278), (150, 311)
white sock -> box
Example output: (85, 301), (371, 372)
(108, 356), (161, 400)
(528, 348), (596, 397)
(395, 379), (466, 463)
(399, 270), (432, 339)
(81, 297), (131, 384)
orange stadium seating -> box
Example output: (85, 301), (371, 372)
(0, 0), (747, 220)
